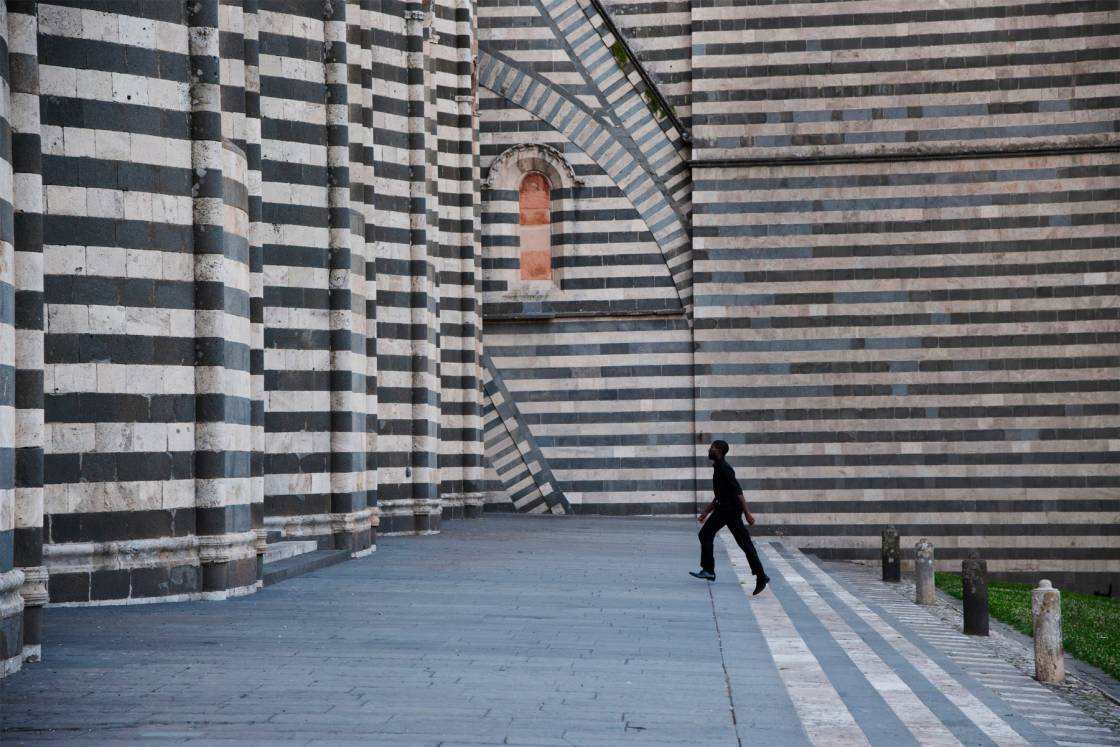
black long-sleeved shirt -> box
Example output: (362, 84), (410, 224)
(712, 458), (743, 510)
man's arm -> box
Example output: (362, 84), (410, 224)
(738, 493), (756, 526)
(697, 500), (716, 523)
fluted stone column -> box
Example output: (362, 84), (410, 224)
(325, 0), (372, 556)
(0, 0), (26, 677)
(8, 0), (46, 663)
(189, 0), (257, 599)
(243, 0), (267, 582)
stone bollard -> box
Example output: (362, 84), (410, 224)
(962, 553), (989, 636)
(881, 526), (901, 582)
(1032, 580), (1065, 684)
(915, 539), (935, 605)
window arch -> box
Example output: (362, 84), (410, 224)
(518, 172), (551, 280)
(483, 144), (580, 300)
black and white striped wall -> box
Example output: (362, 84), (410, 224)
(475, 0), (1119, 595)
(0, 0), (484, 679)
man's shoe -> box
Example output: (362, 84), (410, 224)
(689, 570), (716, 581)
(753, 575), (769, 595)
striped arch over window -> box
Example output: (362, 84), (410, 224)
(519, 173), (551, 280)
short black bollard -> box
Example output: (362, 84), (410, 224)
(881, 526), (901, 582)
(962, 552), (989, 636)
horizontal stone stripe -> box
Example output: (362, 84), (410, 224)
(482, 297), (681, 317)
(693, 71), (1117, 106)
(0, 449), (14, 492)
(41, 98), (190, 140)
(259, 31), (324, 62)
(698, 95), (1120, 129)
(42, 156), (193, 195)
(694, 45), (1119, 82)
(702, 355), (1119, 375)
(45, 451), (196, 483)
(45, 277), (249, 315)
(505, 377), (1120, 404)
(39, 34), (188, 81)
(695, 330), (1118, 353)
(45, 508), (197, 544)
(702, 403), (1119, 422)
(48, 564), (201, 604)
(704, 122), (1117, 152)
(698, 187), (1120, 215)
(697, 236), (1115, 264)
(698, 21), (1118, 58)
(43, 215), (193, 253)
(695, 161), (1117, 192)
(263, 492), (331, 517)
(694, 212), (1116, 239)
(691, 1), (1113, 32)
(696, 284), (1119, 309)
(196, 503), (254, 535)
(45, 393), (255, 424)
(46, 335), (250, 369)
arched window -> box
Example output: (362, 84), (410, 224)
(518, 173), (551, 281)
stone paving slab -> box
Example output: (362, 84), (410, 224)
(2, 516), (1119, 746)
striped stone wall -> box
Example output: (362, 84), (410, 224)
(0, 0), (1117, 681)
(476, 0), (1119, 593)
(0, 0), (482, 665)
(475, 0), (697, 516)
(689, 0), (1120, 590)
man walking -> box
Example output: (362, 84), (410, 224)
(690, 440), (769, 595)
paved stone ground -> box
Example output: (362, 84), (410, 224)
(2, 516), (1118, 746)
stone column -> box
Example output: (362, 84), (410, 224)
(881, 525), (900, 582)
(456, 0), (484, 521)
(395, 3), (442, 534)
(0, 0), (26, 678)
(1032, 580), (1064, 684)
(350, 0), (379, 548)
(324, 0), (372, 556)
(915, 539), (935, 606)
(8, 0), (46, 664)
(189, 0), (257, 599)
(242, 0), (267, 581)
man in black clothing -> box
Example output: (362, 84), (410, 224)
(689, 440), (769, 595)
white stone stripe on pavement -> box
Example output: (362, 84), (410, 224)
(770, 545), (1035, 747)
(719, 535), (871, 747)
(757, 545), (965, 747)
(824, 563), (1117, 747)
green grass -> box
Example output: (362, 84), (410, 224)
(935, 572), (1120, 680)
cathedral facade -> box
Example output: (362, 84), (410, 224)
(0, 0), (1117, 677)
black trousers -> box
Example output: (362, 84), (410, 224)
(699, 507), (765, 577)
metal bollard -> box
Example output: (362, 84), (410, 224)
(1032, 580), (1065, 684)
(881, 525), (901, 582)
(915, 539), (935, 605)
(962, 553), (989, 636)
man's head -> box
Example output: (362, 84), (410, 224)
(708, 440), (729, 461)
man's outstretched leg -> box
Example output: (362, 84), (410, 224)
(690, 512), (725, 581)
(725, 512), (770, 595)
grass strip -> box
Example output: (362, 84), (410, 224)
(935, 572), (1120, 680)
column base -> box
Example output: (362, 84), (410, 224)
(199, 531), (260, 600)
(1, 653), (22, 678)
